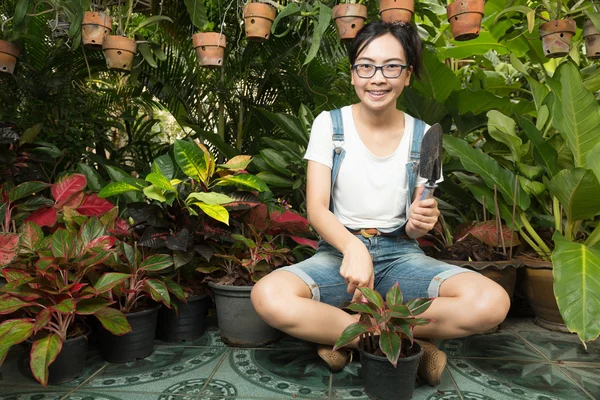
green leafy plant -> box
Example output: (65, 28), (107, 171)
(0, 217), (131, 386)
(333, 283), (433, 366)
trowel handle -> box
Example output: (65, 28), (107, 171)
(420, 182), (437, 200)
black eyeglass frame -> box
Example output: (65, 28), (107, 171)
(351, 63), (409, 79)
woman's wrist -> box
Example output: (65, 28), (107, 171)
(405, 223), (427, 239)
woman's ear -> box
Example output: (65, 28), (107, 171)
(405, 66), (413, 87)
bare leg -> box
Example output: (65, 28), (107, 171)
(251, 271), (358, 346)
(413, 272), (511, 339)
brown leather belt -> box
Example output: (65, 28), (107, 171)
(348, 228), (410, 239)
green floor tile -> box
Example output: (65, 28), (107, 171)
(200, 348), (330, 399)
(155, 327), (227, 348)
(74, 345), (226, 396)
(559, 365), (600, 400)
(440, 332), (544, 361)
(447, 357), (591, 400)
(518, 330), (600, 363)
(0, 389), (75, 400)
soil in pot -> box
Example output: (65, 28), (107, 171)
(332, 4), (368, 40)
(447, 0), (485, 41)
(156, 294), (210, 342)
(193, 32), (226, 67)
(539, 19), (576, 58)
(102, 35), (137, 72)
(209, 282), (280, 347)
(584, 19), (600, 60)
(244, 3), (277, 41)
(359, 338), (422, 400)
(99, 303), (160, 363)
(0, 40), (20, 74)
(23, 323), (91, 385)
(379, 0), (414, 24)
(82, 11), (112, 50)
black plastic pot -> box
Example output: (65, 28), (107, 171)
(156, 294), (210, 342)
(359, 340), (422, 400)
(99, 304), (160, 363)
(25, 325), (91, 385)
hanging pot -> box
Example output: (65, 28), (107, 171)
(192, 32), (226, 68)
(99, 304), (160, 363)
(359, 339), (423, 400)
(209, 282), (281, 347)
(82, 11), (112, 50)
(0, 40), (20, 75)
(379, 0), (414, 24)
(156, 294), (211, 342)
(243, 2), (277, 41)
(584, 19), (600, 60)
(332, 3), (368, 41)
(102, 35), (137, 72)
(539, 19), (576, 58)
(446, 0), (485, 41)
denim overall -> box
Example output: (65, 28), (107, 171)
(329, 108), (426, 236)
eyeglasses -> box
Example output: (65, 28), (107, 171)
(351, 63), (408, 79)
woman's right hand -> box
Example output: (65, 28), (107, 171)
(339, 238), (374, 303)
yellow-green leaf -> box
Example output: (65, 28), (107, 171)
(195, 203), (229, 225)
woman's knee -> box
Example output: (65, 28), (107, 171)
(251, 271), (310, 327)
(463, 281), (511, 332)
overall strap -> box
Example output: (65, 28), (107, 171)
(406, 118), (427, 215)
(329, 109), (346, 213)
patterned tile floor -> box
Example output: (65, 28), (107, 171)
(0, 316), (598, 400)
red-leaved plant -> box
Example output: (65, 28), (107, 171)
(0, 218), (132, 386)
(333, 283), (434, 366)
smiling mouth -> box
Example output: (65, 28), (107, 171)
(367, 90), (390, 97)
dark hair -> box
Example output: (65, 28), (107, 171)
(348, 21), (423, 79)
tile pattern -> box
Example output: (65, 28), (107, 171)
(0, 317), (598, 400)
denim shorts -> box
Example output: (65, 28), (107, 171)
(278, 234), (476, 308)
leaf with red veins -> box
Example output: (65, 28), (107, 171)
(24, 207), (57, 228)
(52, 174), (86, 206)
(60, 191), (84, 210)
(0, 233), (20, 267)
(76, 194), (114, 216)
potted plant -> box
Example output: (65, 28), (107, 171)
(0, 38), (20, 75)
(81, 10), (112, 49)
(0, 217), (131, 386)
(332, 0), (367, 41)
(183, 0), (227, 68)
(201, 203), (317, 347)
(102, 1), (172, 71)
(583, 17), (600, 59)
(333, 283), (433, 400)
(379, 0), (414, 24)
(494, 0), (595, 58)
(446, 0), (485, 41)
(243, 0), (277, 41)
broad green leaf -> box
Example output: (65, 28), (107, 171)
(548, 169), (600, 222)
(526, 77), (550, 112)
(516, 162), (544, 181)
(94, 273), (131, 293)
(30, 333), (62, 386)
(143, 185), (166, 202)
(138, 42), (157, 68)
(389, 317), (412, 339)
(54, 298), (75, 314)
(51, 229), (74, 258)
(487, 111), (528, 161)
(145, 172), (175, 192)
(75, 298), (114, 315)
(333, 322), (371, 349)
(259, 149), (291, 176)
(216, 174), (269, 192)
(444, 136), (530, 210)
(18, 222), (44, 254)
(386, 283), (403, 307)
(552, 233), (600, 344)
(98, 181), (144, 198)
(345, 303), (373, 314)
(357, 287), (384, 311)
(492, 5), (534, 24)
(0, 296), (35, 314)
(587, 11), (600, 33)
(219, 155), (252, 171)
(303, 4), (331, 65)
(437, 32), (508, 60)
(184, 0), (209, 30)
(257, 109), (308, 147)
(9, 181), (50, 202)
(145, 279), (170, 306)
(103, 165), (145, 202)
(255, 172), (294, 188)
(80, 217), (106, 247)
(518, 176), (546, 197)
(12, 0), (29, 26)
(34, 308), (51, 332)
(94, 307), (131, 336)
(174, 139), (208, 183)
(546, 63), (600, 168)
(77, 163), (104, 192)
(515, 115), (559, 177)
(413, 49), (461, 104)
(129, 15), (173, 36)
(164, 279), (186, 302)
(271, 2), (300, 32)
(446, 88), (513, 116)
(0, 319), (34, 364)
(195, 203), (229, 225)
(139, 254), (174, 271)
(186, 192), (234, 205)
(152, 154), (175, 179)
(389, 304), (411, 318)
(405, 298), (434, 316)
(379, 330), (402, 367)
(587, 143), (600, 184)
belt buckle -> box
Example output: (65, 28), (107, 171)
(360, 228), (378, 238)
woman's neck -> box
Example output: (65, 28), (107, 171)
(353, 103), (404, 132)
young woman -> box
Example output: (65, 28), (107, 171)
(251, 21), (510, 386)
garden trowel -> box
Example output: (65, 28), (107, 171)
(419, 123), (443, 200)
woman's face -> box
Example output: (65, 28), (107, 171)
(351, 33), (412, 113)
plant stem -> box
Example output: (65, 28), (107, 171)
(519, 212), (552, 258)
(124, 0), (134, 36)
(493, 185), (506, 255)
(553, 196), (561, 233)
(518, 227), (549, 260)
(510, 175), (518, 260)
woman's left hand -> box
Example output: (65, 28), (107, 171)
(405, 185), (440, 238)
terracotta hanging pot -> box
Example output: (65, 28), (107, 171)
(379, 0), (414, 24)
(539, 19), (576, 58)
(0, 40), (20, 75)
(192, 32), (226, 68)
(82, 11), (112, 50)
(102, 35), (137, 72)
(332, 3), (368, 41)
(446, 0), (485, 41)
(243, 2), (277, 41)
(584, 19), (600, 60)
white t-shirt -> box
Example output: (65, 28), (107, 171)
(304, 105), (442, 230)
